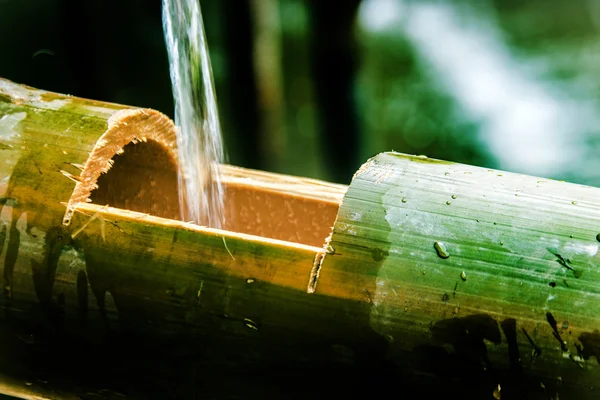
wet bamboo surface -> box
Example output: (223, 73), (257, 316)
(1, 78), (600, 399)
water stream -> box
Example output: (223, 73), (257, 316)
(162, 0), (224, 227)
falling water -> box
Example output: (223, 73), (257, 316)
(162, 0), (224, 227)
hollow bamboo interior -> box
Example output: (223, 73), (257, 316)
(58, 105), (345, 249)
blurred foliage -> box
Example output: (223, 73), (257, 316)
(3, 0), (600, 185)
(355, 27), (491, 168)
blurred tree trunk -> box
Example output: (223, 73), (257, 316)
(250, 0), (286, 173)
(222, 0), (262, 170)
(307, 0), (362, 184)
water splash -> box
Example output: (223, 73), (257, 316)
(162, 0), (224, 227)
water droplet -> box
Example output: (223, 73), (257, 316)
(596, 233), (600, 242)
(569, 234), (574, 238)
(246, 278), (255, 284)
(444, 172), (450, 176)
(500, 241), (504, 246)
(244, 318), (259, 330)
(460, 271), (467, 281)
(446, 201), (451, 205)
(572, 201), (577, 205)
(451, 195), (457, 199)
(434, 241), (450, 259)
(514, 193), (518, 197)
(401, 198), (407, 203)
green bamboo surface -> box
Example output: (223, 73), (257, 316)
(2, 77), (600, 398)
(316, 152), (600, 398)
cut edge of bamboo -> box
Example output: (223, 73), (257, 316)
(58, 105), (346, 248)
(71, 202), (327, 255)
(56, 104), (348, 249)
(220, 164), (347, 204)
(0, 77), (345, 248)
(62, 108), (179, 226)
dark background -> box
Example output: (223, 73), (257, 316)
(3, 0), (600, 185)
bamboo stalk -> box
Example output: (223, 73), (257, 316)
(316, 153), (600, 398)
(2, 78), (600, 398)
(0, 77), (345, 396)
(250, 0), (286, 171)
(0, 77), (343, 306)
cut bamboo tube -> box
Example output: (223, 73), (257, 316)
(0, 77), (343, 305)
(318, 154), (600, 398)
(2, 78), (600, 399)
